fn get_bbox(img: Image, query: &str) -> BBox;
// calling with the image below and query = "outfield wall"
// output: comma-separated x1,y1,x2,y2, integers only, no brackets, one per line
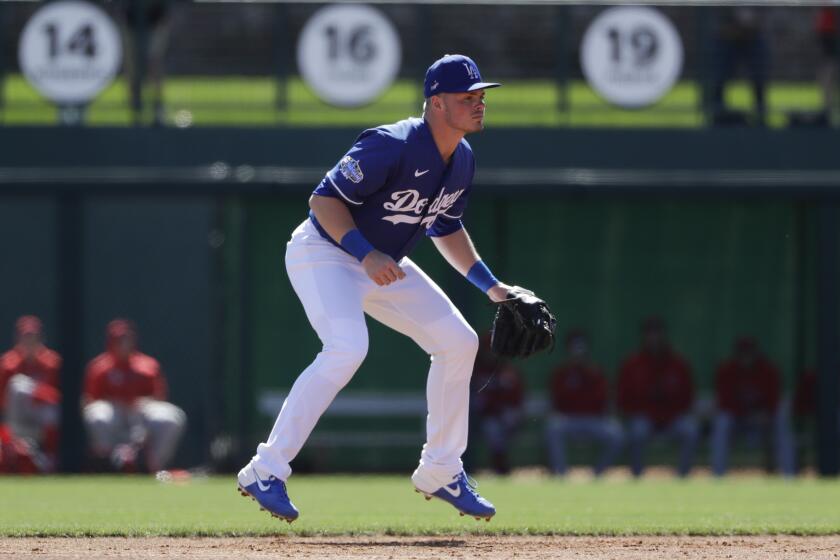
0,127,837,472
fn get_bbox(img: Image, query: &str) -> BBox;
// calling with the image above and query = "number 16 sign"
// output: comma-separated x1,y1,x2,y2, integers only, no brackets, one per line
297,4,402,108
19,0,122,106
580,7,683,109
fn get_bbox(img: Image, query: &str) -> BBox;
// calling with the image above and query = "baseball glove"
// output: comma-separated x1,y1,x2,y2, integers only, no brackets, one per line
490,286,557,359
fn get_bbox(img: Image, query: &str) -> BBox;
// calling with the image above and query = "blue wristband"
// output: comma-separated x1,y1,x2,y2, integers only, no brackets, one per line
466,260,499,293
340,229,375,262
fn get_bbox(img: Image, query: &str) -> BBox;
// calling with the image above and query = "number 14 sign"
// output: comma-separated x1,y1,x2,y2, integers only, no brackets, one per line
19,0,122,106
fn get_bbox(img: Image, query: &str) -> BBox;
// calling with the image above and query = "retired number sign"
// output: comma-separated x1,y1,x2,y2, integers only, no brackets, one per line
18,0,122,105
580,7,683,109
297,4,402,108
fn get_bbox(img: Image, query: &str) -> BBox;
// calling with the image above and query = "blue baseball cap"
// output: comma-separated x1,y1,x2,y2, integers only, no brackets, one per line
423,54,501,98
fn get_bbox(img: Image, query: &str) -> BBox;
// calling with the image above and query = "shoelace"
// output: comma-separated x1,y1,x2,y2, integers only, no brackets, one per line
457,472,481,498
267,475,289,499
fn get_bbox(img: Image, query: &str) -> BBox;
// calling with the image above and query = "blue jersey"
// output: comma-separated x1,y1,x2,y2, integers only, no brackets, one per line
310,117,475,261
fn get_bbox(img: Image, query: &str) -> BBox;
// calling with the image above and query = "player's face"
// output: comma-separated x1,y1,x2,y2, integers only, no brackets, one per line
17,332,41,359
115,334,136,359
439,90,487,133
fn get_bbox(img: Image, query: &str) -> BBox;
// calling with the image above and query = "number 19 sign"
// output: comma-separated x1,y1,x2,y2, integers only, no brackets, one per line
297,4,401,108
580,7,683,109
18,0,122,105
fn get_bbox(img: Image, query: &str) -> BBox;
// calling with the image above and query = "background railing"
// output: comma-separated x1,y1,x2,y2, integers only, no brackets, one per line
0,1,837,127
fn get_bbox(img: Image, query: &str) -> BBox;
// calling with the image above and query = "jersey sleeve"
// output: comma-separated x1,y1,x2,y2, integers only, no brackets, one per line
313,129,401,206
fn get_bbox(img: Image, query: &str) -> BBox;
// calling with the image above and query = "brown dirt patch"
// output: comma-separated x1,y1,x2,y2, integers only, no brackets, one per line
2,535,840,560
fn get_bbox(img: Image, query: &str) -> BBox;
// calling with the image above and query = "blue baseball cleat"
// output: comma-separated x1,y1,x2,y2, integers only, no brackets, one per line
415,471,496,521
237,463,299,523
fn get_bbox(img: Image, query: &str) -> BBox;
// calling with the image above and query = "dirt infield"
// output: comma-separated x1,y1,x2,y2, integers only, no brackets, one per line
3,536,840,560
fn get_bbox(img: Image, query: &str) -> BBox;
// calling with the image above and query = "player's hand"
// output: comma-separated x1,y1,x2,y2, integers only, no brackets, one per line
362,250,406,286
487,282,513,303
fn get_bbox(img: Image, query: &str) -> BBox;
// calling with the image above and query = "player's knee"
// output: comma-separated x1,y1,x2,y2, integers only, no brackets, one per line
145,402,187,433
447,322,478,359
172,406,187,430
83,401,115,426
464,326,479,356
167,407,187,440
323,332,369,371
161,413,187,442
7,374,35,399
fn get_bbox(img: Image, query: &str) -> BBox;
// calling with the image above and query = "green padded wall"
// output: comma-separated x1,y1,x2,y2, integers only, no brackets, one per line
240,196,805,411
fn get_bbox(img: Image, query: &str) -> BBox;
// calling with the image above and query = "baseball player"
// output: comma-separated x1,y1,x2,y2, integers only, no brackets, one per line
83,319,186,472
238,54,516,523
617,317,699,477
710,337,794,476
545,330,623,477
0,316,61,472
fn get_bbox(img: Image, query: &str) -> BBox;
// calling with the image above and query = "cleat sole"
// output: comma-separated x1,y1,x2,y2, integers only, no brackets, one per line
236,485,298,523
414,488,433,501
415,485,493,522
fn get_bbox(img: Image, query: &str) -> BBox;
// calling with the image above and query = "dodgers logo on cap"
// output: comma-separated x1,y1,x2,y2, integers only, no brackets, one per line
423,54,501,98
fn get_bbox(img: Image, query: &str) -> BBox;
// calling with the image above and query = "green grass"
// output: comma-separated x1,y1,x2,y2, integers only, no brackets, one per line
0,74,826,127
1,474,840,537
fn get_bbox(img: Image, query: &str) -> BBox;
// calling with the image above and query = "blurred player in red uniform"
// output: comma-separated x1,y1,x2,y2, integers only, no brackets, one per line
82,319,185,472
710,337,794,476
0,315,61,472
545,330,622,476
617,317,698,477
470,334,524,474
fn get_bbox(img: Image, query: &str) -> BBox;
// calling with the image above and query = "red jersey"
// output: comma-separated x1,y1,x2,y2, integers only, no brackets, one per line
0,346,61,413
617,349,694,426
715,357,780,416
83,352,167,405
549,362,608,415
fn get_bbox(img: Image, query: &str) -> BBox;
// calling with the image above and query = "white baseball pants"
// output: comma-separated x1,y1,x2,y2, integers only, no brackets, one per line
83,398,186,471
252,219,479,487
5,374,60,442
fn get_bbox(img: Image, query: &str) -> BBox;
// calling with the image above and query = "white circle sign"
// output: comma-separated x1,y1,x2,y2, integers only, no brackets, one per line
580,7,683,109
297,4,401,108
18,0,122,105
